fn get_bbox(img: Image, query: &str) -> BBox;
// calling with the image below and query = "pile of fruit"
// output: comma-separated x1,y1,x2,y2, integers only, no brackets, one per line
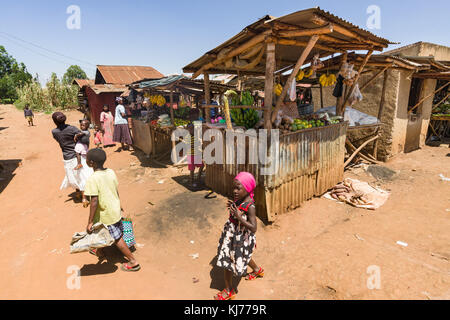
174,106,190,119
143,93,166,107
277,115,342,134
240,90,255,106
173,118,190,127
319,74,337,87
230,108,259,129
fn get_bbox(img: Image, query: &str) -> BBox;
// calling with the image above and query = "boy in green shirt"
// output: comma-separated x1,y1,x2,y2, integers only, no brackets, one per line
84,148,140,272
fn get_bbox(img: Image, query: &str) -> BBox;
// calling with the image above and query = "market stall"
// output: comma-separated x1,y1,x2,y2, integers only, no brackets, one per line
128,75,233,157
183,7,392,221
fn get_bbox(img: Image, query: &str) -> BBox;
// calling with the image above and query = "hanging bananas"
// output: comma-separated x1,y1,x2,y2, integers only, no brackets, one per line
275,83,283,96
319,74,337,87
296,70,305,82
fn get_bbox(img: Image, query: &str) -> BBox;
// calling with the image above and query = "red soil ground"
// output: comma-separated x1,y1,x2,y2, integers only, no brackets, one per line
0,104,449,299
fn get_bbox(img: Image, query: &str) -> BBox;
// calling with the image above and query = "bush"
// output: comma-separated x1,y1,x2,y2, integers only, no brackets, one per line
15,74,79,112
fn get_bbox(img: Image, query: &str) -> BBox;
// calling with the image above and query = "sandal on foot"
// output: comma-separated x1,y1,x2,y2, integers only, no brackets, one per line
121,263,141,272
245,267,264,280
214,289,236,300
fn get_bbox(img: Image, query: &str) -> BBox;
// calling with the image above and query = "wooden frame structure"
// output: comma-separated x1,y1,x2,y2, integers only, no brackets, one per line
128,76,233,157
182,8,392,221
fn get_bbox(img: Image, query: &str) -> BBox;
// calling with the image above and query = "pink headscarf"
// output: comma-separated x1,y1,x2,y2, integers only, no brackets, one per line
235,172,256,200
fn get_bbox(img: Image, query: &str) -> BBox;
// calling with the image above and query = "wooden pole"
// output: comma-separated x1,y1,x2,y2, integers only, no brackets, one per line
204,73,211,123
360,65,391,92
319,83,324,109
344,134,379,167
264,41,276,129
431,92,450,111
373,69,389,158
408,81,449,114
169,89,175,125
335,52,348,116
192,30,271,79
339,49,373,115
271,35,319,122
277,24,333,38
275,38,344,54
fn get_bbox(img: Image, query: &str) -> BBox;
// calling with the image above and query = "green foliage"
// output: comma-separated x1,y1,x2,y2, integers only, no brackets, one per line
15,73,79,112
62,65,87,84
0,46,32,102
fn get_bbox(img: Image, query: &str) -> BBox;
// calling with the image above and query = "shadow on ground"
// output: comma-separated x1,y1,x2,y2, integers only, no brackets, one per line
80,246,128,276
130,148,171,169
209,255,242,292
0,159,22,193
171,174,208,192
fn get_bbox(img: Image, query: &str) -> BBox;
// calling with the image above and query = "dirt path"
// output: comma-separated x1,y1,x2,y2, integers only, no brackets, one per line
0,104,449,299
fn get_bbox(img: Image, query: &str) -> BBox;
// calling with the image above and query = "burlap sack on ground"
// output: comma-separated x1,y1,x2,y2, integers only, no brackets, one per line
70,222,114,253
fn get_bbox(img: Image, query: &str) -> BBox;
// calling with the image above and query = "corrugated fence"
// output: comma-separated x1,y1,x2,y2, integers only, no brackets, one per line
205,122,348,221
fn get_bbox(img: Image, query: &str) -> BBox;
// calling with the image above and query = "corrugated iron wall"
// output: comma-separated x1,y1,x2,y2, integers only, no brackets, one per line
205,122,348,221
131,120,172,156
131,119,152,155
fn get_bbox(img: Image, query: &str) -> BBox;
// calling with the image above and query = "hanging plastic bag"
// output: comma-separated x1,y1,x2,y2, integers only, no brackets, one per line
288,79,296,101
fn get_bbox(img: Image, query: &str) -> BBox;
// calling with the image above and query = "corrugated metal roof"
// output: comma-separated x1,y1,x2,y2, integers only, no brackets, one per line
183,7,394,75
89,84,127,94
96,65,164,85
73,79,94,88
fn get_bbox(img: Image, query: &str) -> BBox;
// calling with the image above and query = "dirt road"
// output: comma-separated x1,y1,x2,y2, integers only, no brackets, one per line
0,104,449,299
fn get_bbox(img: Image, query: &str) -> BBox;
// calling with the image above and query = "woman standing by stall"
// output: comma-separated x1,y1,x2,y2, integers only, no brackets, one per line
113,97,133,151
100,105,115,148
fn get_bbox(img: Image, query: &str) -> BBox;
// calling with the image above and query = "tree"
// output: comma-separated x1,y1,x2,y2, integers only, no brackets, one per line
63,65,87,84
0,45,15,78
0,46,32,101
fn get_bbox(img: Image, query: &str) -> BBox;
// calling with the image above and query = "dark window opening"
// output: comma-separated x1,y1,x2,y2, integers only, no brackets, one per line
408,78,424,115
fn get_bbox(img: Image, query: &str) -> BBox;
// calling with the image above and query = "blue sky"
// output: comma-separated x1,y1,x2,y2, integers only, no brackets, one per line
1,0,449,84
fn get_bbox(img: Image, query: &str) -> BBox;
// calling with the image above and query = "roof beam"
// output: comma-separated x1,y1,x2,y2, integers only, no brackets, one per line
274,37,345,53
191,30,272,79
276,24,334,38
311,14,386,49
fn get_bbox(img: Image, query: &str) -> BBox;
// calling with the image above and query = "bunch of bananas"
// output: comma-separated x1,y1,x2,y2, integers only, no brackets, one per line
304,68,313,78
319,74,337,87
275,83,283,96
149,95,166,107
179,95,187,107
296,68,314,82
240,90,254,106
230,108,259,129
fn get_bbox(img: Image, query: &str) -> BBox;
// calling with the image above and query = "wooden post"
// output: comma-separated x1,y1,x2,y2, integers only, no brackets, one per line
271,35,319,122
319,83,324,109
169,89,175,125
431,92,450,111
373,69,389,158
339,49,373,115
204,73,211,123
408,81,449,114
360,65,391,92
336,52,348,116
264,41,276,129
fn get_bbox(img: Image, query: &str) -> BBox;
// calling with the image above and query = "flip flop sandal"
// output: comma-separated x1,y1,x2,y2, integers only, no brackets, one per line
121,263,141,272
214,289,236,300
245,267,264,280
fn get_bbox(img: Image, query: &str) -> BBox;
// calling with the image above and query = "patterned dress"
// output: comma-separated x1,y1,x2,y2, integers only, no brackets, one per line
216,201,256,277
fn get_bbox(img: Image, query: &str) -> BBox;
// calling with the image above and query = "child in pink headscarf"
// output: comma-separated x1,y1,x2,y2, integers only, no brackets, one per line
214,172,264,300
